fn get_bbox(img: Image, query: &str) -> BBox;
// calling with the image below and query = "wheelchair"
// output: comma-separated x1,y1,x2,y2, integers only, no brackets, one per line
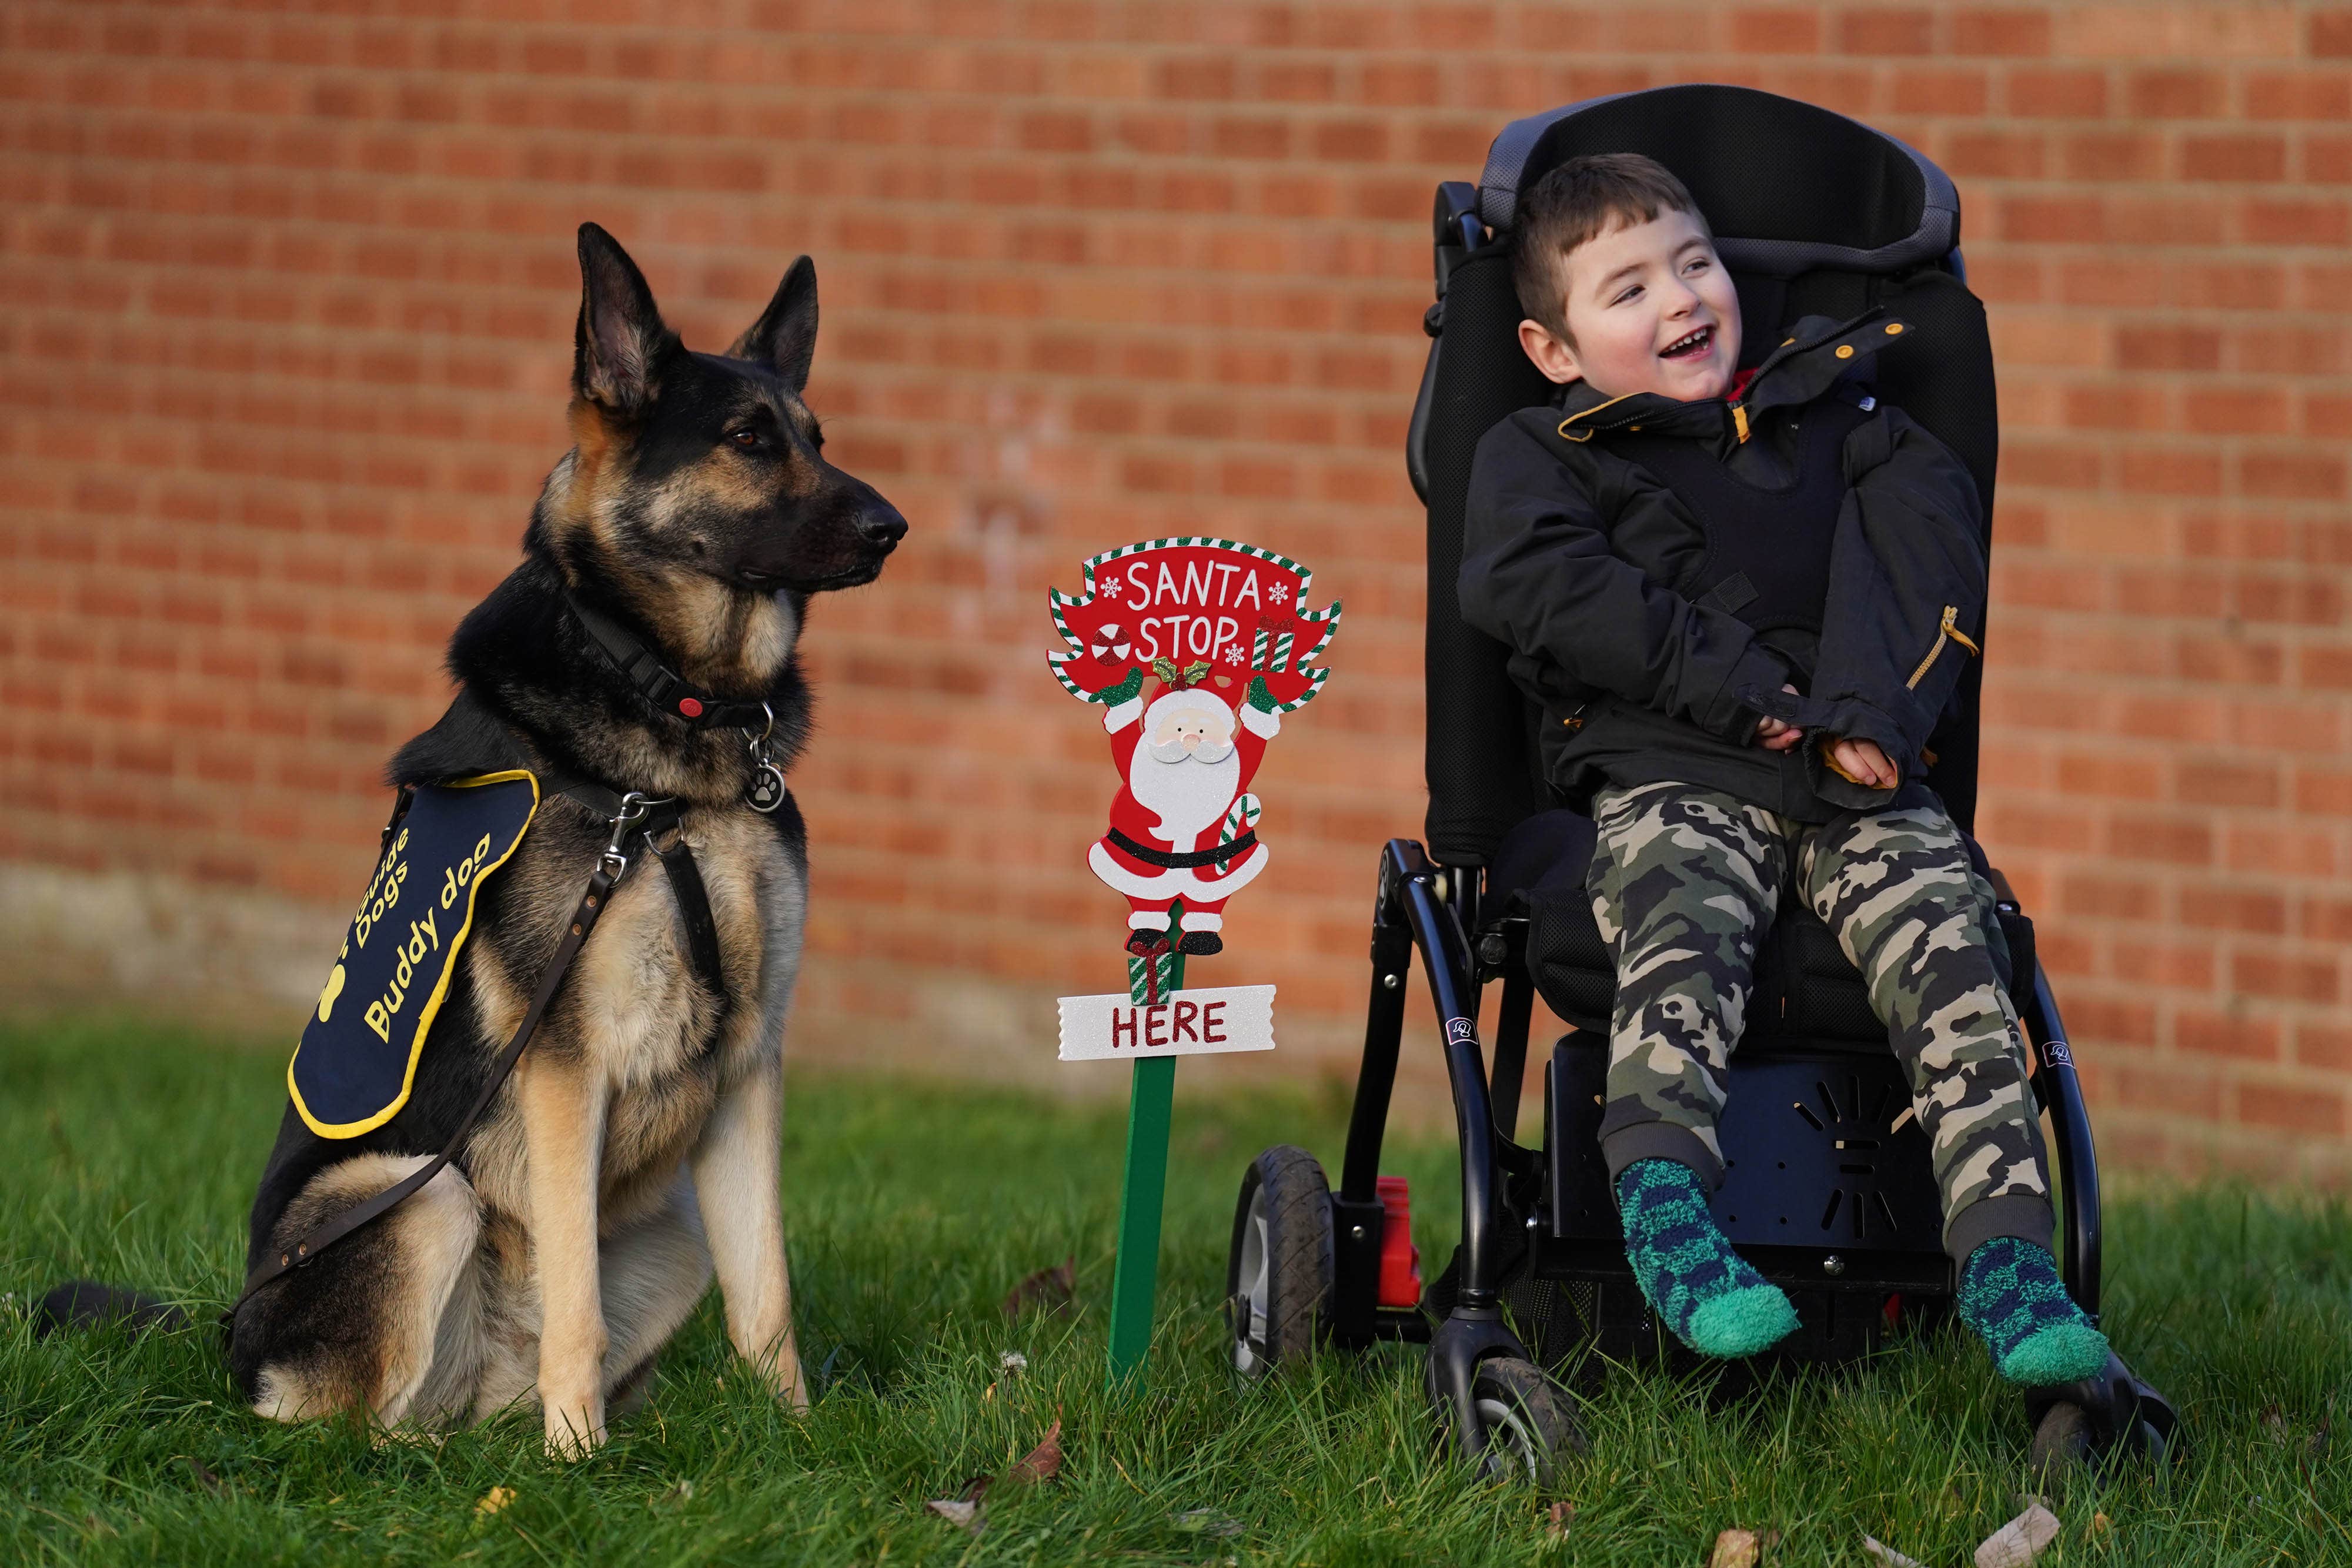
1222,83,2182,1482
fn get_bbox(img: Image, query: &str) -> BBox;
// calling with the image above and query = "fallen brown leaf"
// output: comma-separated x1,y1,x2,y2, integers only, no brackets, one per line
1974,1503,2062,1568
1545,1500,1575,1542
1003,1258,1076,1318
1710,1527,1760,1568
925,1497,984,1532
1006,1415,1063,1485
926,1472,991,1532
2090,1512,2111,1538
1862,1536,1926,1568
182,1457,225,1496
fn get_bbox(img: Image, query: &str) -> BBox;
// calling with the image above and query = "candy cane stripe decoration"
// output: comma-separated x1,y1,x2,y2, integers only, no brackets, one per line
1218,793,1262,858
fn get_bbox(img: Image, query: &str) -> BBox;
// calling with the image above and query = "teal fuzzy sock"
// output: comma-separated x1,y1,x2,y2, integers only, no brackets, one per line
1957,1237,2110,1385
1616,1159,1798,1359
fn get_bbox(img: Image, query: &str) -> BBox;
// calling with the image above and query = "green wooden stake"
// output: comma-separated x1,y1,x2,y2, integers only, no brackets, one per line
1105,916,1185,1388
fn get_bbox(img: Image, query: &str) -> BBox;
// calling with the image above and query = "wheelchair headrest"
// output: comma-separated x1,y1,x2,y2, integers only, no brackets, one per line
1476,85,1959,280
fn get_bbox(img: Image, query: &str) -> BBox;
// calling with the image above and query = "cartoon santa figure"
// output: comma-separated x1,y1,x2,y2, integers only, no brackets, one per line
1087,663,1279,957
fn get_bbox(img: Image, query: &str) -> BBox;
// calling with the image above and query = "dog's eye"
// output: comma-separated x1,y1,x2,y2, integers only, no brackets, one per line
727,429,761,450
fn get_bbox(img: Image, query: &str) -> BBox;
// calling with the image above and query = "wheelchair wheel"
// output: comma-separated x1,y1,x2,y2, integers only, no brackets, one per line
2030,1401,2093,1475
1225,1145,1334,1378
1465,1357,1581,1486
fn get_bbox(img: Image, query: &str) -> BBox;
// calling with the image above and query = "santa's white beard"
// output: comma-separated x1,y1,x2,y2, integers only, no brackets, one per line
1128,744,1241,846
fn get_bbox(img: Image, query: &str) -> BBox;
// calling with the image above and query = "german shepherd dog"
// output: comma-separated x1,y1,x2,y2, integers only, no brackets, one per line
219,225,905,1455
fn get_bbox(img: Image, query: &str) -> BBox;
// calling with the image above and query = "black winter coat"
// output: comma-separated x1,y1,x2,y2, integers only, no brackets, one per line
1458,309,1987,823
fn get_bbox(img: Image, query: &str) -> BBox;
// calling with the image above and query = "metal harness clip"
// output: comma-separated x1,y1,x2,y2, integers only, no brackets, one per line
599,791,660,879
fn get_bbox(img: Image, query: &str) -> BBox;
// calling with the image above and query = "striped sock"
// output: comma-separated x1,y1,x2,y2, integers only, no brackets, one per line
1957,1237,2110,1386
1616,1158,1798,1359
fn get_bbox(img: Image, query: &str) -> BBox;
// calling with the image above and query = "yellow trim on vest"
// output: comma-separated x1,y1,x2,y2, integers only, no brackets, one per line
288,768,541,1139
1731,403,1749,443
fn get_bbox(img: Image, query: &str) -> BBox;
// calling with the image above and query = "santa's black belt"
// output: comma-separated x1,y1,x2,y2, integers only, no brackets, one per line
1108,827,1257,869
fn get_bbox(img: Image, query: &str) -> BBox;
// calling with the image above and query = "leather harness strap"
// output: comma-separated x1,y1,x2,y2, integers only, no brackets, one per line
540,775,729,1007
220,778,729,1328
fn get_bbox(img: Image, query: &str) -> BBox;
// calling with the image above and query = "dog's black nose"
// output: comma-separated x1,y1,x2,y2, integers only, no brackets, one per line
858,504,908,549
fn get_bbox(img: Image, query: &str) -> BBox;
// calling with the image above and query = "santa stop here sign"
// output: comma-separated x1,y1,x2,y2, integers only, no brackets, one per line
1047,536,1339,1389
1056,984,1276,1061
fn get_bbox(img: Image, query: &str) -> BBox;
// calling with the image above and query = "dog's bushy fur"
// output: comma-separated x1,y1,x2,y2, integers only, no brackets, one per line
219,225,904,1455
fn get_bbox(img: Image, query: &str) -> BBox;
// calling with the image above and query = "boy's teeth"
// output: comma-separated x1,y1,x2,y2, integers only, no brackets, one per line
1663,328,1708,356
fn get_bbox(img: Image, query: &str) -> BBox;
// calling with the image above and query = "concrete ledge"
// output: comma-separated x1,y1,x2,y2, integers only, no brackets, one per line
0,863,333,1034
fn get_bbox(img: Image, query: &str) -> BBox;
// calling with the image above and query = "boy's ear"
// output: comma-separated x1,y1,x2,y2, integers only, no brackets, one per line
1518,319,1583,386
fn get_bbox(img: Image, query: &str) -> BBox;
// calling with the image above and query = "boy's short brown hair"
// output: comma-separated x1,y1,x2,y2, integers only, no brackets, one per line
1511,153,1712,346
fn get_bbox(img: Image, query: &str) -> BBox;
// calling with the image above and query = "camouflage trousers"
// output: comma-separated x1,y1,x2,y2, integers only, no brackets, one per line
1588,780,2053,1263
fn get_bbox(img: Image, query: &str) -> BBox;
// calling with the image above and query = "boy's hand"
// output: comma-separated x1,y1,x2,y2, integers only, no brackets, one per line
1820,735,1899,790
1755,684,1805,752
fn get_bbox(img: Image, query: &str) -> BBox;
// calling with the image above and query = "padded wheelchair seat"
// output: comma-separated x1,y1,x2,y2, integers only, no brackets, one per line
1488,808,1923,1057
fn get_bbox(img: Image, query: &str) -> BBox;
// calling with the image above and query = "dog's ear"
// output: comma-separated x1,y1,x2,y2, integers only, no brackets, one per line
726,255,817,393
573,223,676,416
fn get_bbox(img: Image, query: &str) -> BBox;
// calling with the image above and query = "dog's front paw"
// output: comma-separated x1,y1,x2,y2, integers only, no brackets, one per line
764,1343,811,1415
542,1399,607,1460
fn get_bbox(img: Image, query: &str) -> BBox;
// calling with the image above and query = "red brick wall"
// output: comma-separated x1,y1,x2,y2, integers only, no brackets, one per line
3,2,2347,1176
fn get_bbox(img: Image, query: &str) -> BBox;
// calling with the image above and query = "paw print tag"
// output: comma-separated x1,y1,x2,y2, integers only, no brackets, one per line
748,758,786,814
745,701,786,814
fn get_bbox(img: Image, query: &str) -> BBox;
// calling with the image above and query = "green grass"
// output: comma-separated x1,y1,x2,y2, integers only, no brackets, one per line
1,1016,2347,1566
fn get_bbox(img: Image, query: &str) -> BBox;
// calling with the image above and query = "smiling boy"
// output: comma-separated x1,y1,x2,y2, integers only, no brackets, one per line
1458,154,2107,1385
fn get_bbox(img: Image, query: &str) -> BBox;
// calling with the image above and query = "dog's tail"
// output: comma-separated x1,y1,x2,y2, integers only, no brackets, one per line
32,1280,189,1339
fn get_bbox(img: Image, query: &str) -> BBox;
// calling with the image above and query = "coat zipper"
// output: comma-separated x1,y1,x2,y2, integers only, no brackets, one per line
1906,605,1980,689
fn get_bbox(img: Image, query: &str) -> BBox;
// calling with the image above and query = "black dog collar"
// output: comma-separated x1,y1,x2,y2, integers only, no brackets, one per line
568,596,773,731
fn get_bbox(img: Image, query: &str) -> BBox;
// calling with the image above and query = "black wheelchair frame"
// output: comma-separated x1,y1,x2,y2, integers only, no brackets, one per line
1319,836,2179,1470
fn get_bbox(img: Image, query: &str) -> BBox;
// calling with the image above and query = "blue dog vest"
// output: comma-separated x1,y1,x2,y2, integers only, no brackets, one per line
289,771,539,1138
